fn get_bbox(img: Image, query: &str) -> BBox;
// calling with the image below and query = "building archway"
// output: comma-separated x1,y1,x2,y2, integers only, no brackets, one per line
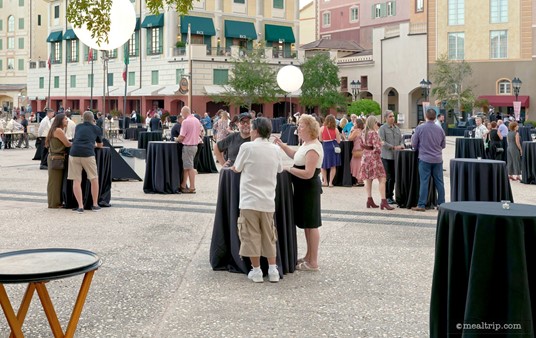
206,101,228,117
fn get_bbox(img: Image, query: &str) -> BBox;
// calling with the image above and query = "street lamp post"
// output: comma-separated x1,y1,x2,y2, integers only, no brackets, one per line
420,79,432,101
512,77,522,101
350,80,361,101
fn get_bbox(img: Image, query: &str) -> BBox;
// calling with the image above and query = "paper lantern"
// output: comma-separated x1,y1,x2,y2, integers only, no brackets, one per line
277,65,304,93
72,0,136,50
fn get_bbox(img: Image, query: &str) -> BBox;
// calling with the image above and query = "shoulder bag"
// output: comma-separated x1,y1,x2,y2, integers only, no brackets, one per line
327,128,341,154
49,154,65,170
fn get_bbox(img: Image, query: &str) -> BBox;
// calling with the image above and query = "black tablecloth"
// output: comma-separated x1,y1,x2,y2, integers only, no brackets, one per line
143,141,183,194
194,136,217,174
430,202,536,336
125,127,146,140
450,158,513,202
209,170,297,277
394,150,437,208
118,119,130,130
447,128,467,137
455,138,487,159
521,141,536,185
286,126,298,145
519,126,533,143
63,147,112,209
32,137,43,160
271,118,284,133
137,131,162,149
333,141,355,187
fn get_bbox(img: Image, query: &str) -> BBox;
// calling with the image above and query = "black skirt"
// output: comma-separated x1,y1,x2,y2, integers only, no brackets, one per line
291,166,322,229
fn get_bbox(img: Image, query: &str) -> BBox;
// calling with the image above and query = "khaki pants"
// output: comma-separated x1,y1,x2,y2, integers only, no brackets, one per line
237,209,277,258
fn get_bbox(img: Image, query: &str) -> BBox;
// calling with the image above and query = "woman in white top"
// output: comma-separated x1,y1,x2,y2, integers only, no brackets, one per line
275,115,324,271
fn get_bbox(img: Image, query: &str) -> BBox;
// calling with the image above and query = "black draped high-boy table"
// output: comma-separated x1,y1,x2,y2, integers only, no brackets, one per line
194,136,217,174
450,158,513,202
394,149,437,208
332,141,355,187
0,248,102,338
521,141,536,184
143,141,183,194
430,202,536,336
209,170,297,277
455,138,487,159
125,127,146,140
137,131,162,150
63,147,112,209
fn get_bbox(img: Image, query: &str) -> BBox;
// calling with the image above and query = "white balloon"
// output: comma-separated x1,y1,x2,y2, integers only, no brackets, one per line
72,0,136,50
277,65,304,93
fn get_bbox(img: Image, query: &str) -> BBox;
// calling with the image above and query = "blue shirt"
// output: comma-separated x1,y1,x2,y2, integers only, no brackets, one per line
412,121,445,164
498,123,508,138
70,122,103,157
202,116,212,129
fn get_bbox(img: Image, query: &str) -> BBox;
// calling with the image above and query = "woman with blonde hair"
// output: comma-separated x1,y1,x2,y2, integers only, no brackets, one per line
45,113,72,208
358,115,393,210
319,115,341,187
275,115,324,271
213,110,230,142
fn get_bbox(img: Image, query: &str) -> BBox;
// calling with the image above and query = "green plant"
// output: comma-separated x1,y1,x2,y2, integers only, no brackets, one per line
176,41,186,48
109,109,122,117
524,120,536,127
348,99,381,116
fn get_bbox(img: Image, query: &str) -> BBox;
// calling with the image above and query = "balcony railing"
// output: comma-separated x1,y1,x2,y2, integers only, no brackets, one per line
409,22,427,34
172,47,186,56
384,25,400,38
272,48,295,59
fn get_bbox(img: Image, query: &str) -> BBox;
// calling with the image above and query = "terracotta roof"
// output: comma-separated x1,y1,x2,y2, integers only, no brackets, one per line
300,39,365,51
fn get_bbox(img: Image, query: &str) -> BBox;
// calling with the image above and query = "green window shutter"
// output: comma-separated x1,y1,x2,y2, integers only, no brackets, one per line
70,75,76,88
0,39,3,50
0,0,3,8
128,71,135,86
392,1,396,15
146,30,151,54
176,68,184,84
107,73,114,86
234,0,245,3
371,5,376,19
88,74,93,87
18,38,24,49
151,70,159,85
213,69,228,85
54,76,60,88
18,18,24,30
39,77,44,89
0,60,2,70
0,19,3,30
18,0,23,6
380,3,387,17
274,0,284,9
18,59,24,70
204,35,211,50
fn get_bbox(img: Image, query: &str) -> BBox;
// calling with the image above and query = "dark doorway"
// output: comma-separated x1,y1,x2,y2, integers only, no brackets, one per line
206,101,228,117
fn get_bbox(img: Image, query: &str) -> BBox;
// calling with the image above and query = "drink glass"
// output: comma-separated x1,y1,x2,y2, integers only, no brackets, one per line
501,200,511,210
468,131,473,138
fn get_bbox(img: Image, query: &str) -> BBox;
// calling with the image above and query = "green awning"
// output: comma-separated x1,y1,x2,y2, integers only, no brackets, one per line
63,29,77,40
181,16,215,36
46,31,63,42
135,18,141,31
141,14,164,28
224,20,257,40
265,24,295,43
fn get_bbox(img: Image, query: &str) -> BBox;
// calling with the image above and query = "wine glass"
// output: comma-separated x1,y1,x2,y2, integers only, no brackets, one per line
531,133,536,142
468,131,473,138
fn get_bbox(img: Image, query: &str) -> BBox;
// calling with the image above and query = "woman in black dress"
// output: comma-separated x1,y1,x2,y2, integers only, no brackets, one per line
488,121,503,160
275,115,324,271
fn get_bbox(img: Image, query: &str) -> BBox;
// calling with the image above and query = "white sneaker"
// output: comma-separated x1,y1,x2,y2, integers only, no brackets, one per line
268,268,280,283
248,269,263,283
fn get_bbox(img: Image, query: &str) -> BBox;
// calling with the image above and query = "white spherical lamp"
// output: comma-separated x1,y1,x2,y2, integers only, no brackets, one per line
277,65,304,93
72,0,136,50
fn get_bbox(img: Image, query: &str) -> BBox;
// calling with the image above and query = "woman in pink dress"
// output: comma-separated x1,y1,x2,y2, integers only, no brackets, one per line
358,116,393,210
348,118,365,186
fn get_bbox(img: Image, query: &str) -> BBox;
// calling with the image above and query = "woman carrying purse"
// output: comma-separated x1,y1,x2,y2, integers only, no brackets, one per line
45,113,72,208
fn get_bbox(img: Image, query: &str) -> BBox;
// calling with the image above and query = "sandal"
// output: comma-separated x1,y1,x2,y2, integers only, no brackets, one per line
296,261,319,271
297,257,306,265
180,187,196,194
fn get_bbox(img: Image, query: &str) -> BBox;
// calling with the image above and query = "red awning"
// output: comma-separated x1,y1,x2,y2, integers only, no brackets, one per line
478,95,530,108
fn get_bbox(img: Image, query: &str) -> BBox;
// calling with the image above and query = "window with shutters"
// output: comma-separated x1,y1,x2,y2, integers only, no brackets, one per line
273,0,283,9
387,1,396,16
18,59,24,70
70,75,76,88
8,16,14,32
54,5,60,19
39,77,44,89
18,37,24,49
54,76,60,88
213,69,229,85
176,68,184,84
129,31,139,57
107,73,114,86
147,27,162,55
151,70,159,85
19,18,24,30
88,74,94,87
128,72,135,86
350,7,359,22
323,12,331,27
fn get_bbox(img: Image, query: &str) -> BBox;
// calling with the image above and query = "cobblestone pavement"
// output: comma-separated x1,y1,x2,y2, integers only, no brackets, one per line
0,136,534,337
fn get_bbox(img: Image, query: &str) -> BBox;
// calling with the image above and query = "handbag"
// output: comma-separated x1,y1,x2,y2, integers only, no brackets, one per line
49,154,65,170
352,149,363,158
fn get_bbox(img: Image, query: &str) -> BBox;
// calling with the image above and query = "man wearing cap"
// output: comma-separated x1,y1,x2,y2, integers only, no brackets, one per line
177,106,202,193
214,112,251,167
38,109,55,169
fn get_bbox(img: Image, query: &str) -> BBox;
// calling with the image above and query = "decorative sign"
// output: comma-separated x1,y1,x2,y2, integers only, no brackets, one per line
179,77,189,95
513,101,521,121
195,30,204,35
239,35,247,39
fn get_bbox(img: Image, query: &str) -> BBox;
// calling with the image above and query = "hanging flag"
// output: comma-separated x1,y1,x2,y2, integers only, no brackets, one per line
122,43,129,82
47,55,51,70
88,48,93,64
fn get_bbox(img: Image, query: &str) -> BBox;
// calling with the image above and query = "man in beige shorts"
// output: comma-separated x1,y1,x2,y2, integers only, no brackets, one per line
231,117,283,283
67,111,103,213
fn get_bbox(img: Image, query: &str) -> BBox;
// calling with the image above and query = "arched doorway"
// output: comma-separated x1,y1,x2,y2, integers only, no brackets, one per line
206,101,228,117
384,88,399,113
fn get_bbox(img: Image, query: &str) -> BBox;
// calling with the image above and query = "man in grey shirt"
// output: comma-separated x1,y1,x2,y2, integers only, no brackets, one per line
379,110,404,205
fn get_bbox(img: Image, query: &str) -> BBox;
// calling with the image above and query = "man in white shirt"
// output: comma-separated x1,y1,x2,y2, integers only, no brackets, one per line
38,109,55,169
231,117,283,283
65,110,77,140
473,117,488,140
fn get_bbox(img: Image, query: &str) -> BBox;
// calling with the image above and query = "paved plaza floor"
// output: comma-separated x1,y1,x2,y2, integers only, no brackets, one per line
0,136,534,337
